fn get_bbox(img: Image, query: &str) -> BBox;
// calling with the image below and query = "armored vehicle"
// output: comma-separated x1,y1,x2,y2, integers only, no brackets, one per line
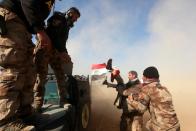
35,74,91,131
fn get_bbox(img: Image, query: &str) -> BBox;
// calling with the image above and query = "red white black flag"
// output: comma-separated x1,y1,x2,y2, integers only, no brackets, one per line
91,63,108,81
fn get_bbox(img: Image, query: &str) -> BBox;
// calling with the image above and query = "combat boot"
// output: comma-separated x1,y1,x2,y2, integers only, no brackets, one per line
0,119,35,131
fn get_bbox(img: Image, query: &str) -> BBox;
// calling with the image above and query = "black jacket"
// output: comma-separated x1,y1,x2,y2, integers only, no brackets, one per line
0,0,55,33
46,12,70,53
125,79,140,88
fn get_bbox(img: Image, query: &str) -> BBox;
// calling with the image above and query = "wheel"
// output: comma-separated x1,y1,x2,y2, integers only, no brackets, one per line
78,102,91,130
81,103,90,129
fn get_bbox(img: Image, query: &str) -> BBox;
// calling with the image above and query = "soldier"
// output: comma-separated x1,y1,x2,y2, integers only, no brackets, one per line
127,66,180,131
33,7,80,112
103,70,143,131
0,0,54,130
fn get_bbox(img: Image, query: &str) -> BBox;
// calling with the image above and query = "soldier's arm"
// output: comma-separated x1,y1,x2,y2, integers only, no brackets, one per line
122,85,138,96
127,92,150,113
21,0,53,51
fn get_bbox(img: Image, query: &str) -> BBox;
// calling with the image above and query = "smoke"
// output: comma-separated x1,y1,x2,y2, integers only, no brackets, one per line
87,0,196,130
146,1,196,130
56,0,196,130
66,0,153,76
88,81,121,131
123,0,196,130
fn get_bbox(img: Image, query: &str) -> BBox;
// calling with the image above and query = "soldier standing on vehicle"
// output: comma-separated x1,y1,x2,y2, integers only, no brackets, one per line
0,0,54,130
103,70,143,131
127,66,180,131
33,7,80,112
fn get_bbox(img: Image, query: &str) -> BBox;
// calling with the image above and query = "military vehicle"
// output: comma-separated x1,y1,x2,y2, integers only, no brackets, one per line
35,73,91,131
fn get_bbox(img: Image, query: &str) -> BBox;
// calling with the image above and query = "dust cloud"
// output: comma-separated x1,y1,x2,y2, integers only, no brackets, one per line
87,80,121,131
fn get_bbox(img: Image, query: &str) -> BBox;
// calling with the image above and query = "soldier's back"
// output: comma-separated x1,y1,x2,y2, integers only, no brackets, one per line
142,82,180,130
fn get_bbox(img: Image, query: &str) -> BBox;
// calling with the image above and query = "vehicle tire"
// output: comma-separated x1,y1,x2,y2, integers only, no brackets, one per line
78,102,91,131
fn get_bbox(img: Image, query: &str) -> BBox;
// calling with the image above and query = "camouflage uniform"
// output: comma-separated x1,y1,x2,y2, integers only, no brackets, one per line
127,81,180,131
0,7,35,122
33,46,72,109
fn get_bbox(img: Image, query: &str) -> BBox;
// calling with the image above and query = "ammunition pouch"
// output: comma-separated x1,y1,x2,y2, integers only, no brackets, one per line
0,15,7,36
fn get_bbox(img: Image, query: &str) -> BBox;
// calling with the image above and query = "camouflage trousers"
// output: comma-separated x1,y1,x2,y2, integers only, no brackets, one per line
120,111,143,131
33,45,72,108
146,119,180,131
0,8,35,123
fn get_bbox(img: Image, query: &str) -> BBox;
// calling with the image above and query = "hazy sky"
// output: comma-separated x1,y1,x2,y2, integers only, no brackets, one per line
53,0,196,130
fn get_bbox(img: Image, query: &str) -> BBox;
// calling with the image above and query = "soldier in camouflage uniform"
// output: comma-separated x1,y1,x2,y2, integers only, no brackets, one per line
33,7,80,112
104,70,143,131
0,0,54,130
127,66,180,131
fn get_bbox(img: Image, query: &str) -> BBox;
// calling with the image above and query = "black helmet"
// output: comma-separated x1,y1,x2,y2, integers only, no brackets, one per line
66,7,81,17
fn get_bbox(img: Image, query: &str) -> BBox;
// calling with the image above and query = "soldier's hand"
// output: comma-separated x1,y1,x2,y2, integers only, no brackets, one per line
59,52,71,63
36,30,52,52
128,94,134,102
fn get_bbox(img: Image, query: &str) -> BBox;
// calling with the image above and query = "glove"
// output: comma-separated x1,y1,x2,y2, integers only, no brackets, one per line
111,68,120,82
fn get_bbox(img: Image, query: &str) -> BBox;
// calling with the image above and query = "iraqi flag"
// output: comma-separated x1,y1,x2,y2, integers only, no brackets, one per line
91,63,108,81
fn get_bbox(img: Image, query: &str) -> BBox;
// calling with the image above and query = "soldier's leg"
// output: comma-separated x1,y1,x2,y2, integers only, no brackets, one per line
120,112,129,131
0,7,35,130
62,61,73,75
49,50,69,106
33,45,49,111
17,44,36,117
131,114,143,131
114,93,120,107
